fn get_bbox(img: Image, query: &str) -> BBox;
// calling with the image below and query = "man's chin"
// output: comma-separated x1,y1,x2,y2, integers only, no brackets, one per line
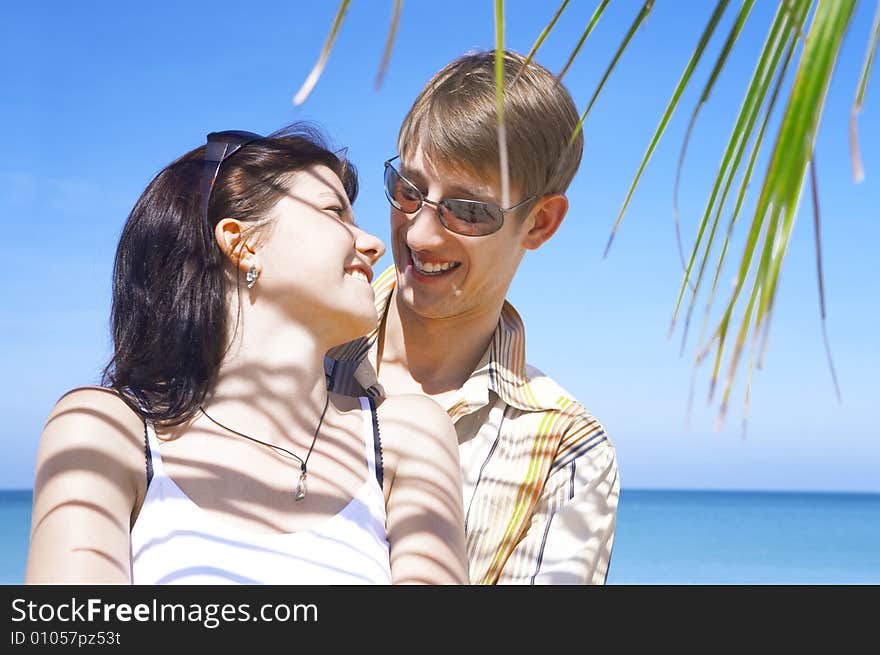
396,286,459,321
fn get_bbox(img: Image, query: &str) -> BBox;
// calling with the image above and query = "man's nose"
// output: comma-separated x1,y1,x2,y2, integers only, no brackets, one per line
404,200,447,249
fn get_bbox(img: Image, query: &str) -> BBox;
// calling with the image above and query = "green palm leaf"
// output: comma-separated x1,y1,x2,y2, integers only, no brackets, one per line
570,0,656,151
494,0,510,207
558,0,610,82
375,0,404,89
293,1,351,106
601,0,726,256
514,0,572,85
851,1,880,181
677,1,807,364
809,157,842,404
692,19,798,379
714,0,857,422
294,0,876,426
674,0,757,278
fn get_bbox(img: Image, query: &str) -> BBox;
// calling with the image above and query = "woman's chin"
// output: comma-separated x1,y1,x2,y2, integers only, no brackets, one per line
351,309,380,339
329,307,379,346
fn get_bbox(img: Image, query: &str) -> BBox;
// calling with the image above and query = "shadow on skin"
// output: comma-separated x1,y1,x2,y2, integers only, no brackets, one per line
32,377,472,582
33,387,363,533
70,547,130,579
29,164,472,579
377,409,468,581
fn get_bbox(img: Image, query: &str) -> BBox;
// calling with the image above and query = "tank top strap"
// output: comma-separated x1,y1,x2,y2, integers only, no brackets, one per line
359,396,383,490
114,387,154,488
143,422,166,479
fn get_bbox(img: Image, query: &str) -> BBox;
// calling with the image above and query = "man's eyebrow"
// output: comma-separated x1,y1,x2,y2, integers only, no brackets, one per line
399,165,424,183
445,183,493,200
400,166,495,201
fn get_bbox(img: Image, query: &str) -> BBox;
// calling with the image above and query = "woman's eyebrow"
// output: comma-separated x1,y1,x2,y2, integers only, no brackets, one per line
317,190,350,208
316,190,357,225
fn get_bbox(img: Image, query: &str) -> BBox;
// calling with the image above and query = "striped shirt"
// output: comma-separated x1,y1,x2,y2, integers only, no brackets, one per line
326,266,619,584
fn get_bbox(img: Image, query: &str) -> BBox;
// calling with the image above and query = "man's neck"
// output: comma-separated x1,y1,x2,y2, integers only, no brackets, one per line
376,288,502,405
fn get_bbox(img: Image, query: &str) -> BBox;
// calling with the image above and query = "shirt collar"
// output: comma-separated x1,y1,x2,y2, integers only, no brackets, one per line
339,265,559,417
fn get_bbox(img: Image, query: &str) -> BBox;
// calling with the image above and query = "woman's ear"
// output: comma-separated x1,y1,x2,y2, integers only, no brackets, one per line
214,218,260,276
520,194,568,251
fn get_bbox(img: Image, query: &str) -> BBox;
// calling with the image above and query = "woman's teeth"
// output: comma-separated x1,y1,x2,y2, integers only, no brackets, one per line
349,270,369,283
412,252,460,275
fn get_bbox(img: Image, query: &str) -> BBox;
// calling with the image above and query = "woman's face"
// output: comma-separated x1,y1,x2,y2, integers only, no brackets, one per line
251,164,385,346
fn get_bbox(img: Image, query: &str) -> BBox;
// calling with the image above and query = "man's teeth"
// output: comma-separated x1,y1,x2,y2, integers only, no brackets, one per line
412,252,459,275
349,270,369,283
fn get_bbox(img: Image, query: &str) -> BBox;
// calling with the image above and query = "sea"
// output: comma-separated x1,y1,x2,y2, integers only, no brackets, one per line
2,488,879,584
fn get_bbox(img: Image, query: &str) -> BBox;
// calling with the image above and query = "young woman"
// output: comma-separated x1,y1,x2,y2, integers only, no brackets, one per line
25,125,468,584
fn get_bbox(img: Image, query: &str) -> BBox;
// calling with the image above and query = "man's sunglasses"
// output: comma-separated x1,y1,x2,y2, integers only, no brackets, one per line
383,156,536,237
201,130,264,222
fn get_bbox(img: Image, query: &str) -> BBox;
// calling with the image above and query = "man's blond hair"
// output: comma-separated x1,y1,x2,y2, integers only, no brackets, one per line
398,50,583,201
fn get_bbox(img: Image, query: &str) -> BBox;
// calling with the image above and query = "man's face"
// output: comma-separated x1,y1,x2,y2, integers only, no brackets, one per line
390,147,530,321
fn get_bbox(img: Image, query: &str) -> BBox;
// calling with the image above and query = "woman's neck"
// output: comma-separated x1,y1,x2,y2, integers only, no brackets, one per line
200,305,332,447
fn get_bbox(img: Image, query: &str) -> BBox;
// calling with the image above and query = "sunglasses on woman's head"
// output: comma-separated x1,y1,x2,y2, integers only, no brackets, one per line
383,156,536,237
202,130,264,222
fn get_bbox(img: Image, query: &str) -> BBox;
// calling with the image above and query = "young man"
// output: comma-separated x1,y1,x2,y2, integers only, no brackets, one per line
327,50,619,584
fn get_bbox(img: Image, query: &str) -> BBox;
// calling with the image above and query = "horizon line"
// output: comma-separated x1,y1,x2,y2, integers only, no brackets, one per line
2,486,880,496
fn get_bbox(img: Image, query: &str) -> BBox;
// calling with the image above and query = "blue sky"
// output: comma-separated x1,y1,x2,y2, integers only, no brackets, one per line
1,1,877,492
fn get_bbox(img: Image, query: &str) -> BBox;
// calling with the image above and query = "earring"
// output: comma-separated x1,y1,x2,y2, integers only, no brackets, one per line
246,265,259,289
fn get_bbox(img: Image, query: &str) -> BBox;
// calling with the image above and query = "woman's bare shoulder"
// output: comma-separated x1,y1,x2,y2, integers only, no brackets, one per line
374,394,467,584
375,393,457,459
27,386,147,583
38,386,146,472
375,393,450,421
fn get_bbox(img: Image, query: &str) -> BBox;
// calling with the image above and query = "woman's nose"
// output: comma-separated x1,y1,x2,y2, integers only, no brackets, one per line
355,227,386,265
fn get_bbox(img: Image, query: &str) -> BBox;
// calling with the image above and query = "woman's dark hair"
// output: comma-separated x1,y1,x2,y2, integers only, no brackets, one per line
102,123,358,427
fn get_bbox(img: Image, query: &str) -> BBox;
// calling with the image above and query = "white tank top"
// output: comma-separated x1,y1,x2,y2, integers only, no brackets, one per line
130,397,392,584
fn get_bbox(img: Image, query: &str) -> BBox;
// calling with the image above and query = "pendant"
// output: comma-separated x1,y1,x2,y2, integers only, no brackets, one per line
294,471,307,502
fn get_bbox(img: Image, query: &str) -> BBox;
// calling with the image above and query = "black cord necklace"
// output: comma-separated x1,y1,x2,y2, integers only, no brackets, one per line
198,393,331,502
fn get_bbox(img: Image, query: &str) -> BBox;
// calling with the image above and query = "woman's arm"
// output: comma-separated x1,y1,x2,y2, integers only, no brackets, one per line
378,394,468,584
26,387,146,584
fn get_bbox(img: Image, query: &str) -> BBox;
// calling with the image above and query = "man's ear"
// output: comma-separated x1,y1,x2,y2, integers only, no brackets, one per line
521,194,568,251
214,218,259,275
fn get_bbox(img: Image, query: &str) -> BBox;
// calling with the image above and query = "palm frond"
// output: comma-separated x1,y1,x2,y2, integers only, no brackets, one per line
674,0,757,279
675,1,807,359
376,0,404,89
291,0,871,427
692,18,799,374
514,0,572,85
570,1,656,151
495,0,511,207
850,0,880,182
713,0,857,423
698,1,809,404
601,0,727,257
809,157,842,402
293,1,351,106
557,0,610,82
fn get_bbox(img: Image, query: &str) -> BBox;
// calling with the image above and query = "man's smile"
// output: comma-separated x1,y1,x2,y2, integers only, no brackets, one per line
407,246,462,278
